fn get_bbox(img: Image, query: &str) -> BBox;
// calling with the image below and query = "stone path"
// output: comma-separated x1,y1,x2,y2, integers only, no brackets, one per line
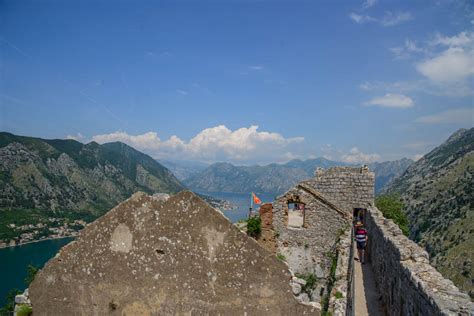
354,244,385,316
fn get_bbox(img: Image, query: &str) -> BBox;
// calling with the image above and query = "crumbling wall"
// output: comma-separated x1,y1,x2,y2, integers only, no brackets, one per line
256,203,277,253
366,206,473,315
273,186,348,304
311,166,375,212
29,191,318,315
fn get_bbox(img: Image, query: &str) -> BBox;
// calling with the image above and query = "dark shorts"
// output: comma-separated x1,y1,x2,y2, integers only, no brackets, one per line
357,241,366,249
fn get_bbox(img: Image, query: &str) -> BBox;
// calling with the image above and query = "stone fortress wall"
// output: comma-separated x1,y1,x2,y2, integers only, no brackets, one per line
366,205,473,315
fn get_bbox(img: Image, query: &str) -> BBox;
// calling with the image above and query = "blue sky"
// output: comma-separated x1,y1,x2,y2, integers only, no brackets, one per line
1,0,473,164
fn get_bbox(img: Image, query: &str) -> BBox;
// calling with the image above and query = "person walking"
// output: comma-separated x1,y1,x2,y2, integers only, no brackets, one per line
355,222,368,264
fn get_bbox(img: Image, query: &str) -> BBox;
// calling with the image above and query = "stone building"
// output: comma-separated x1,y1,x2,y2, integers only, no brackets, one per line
268,166,374,303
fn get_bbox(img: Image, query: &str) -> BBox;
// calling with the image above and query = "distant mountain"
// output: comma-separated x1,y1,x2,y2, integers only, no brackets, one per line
184,162,310,195
0,132,184,216
158,159,209,181
386,128,474,297
368,158,413,193
284,157,348,175
184,157,411,195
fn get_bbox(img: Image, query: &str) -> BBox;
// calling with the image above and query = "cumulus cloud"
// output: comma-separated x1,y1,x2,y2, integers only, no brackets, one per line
341,147,381,164
65,133,84,141
91,125,304,163
416,47,474,83
364,93,414,108
414,108,474,125
349,11,412,26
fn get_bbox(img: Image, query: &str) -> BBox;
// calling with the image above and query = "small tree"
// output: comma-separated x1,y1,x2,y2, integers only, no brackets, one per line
375,194,409,236
246,217,261,238
24,264,39,286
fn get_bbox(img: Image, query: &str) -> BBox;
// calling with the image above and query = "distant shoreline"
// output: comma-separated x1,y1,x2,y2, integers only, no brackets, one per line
0,235,75,250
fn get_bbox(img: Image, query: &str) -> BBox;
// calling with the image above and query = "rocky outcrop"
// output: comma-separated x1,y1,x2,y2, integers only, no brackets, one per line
366,205,473,315
29,191,317,315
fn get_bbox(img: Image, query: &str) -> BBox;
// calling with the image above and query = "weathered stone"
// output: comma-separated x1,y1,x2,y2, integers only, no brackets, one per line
297,293,310,303
14,294,29,304
292,282,302,295
30,191,317,315
314,264,325,279
292,277,307,286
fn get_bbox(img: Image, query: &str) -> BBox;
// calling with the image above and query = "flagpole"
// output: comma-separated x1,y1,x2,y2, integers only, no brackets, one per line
250,192,253,218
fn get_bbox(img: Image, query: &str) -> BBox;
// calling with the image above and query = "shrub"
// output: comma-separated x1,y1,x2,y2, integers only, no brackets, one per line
16,305,33,316
335,291,343,299
276,253,286,261
375,194,409,236
246,217,261,238
24,265,39,286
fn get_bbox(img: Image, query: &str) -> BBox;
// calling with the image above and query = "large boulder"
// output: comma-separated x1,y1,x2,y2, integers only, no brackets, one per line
30,191,317,315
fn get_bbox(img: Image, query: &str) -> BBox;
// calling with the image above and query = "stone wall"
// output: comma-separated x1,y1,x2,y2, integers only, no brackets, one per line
256,203,277,253
366,206,474,315
312,166,375,212
273,184,349,304
328,226,354,315
29,192,318,315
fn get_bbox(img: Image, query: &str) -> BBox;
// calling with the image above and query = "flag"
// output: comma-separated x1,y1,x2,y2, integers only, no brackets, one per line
252,192,262,205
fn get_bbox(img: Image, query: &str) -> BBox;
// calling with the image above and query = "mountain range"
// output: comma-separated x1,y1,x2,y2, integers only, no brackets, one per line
385,128,473,297
0,132,184,217
164,157,413,195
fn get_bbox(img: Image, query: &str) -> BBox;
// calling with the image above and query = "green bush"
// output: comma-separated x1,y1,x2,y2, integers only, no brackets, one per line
16,304,33,316
0,289,21,315
246,217,261,238
24,265,39,286
375,194,409,236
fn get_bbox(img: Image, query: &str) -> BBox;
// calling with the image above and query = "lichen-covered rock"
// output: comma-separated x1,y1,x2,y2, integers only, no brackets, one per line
29,191,317,315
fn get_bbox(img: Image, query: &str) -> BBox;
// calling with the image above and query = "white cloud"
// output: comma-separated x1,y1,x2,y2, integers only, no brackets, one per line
349,11,412,26
349,13,376,24
248,65,264,71
364,93,414,108
414,108,474,125
430,31,474,47
416,47,474,83
91,125,304,163
341,147,381,164
65,133,84,141
380,11,413,26
362,0,377,9
176,89,188,95
390,39,425,59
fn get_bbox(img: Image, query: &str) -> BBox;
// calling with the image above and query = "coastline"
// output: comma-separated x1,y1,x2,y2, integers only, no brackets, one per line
0,235,76,250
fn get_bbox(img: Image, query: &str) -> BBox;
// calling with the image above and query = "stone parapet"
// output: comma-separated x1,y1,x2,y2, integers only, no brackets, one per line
366,206,473,316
